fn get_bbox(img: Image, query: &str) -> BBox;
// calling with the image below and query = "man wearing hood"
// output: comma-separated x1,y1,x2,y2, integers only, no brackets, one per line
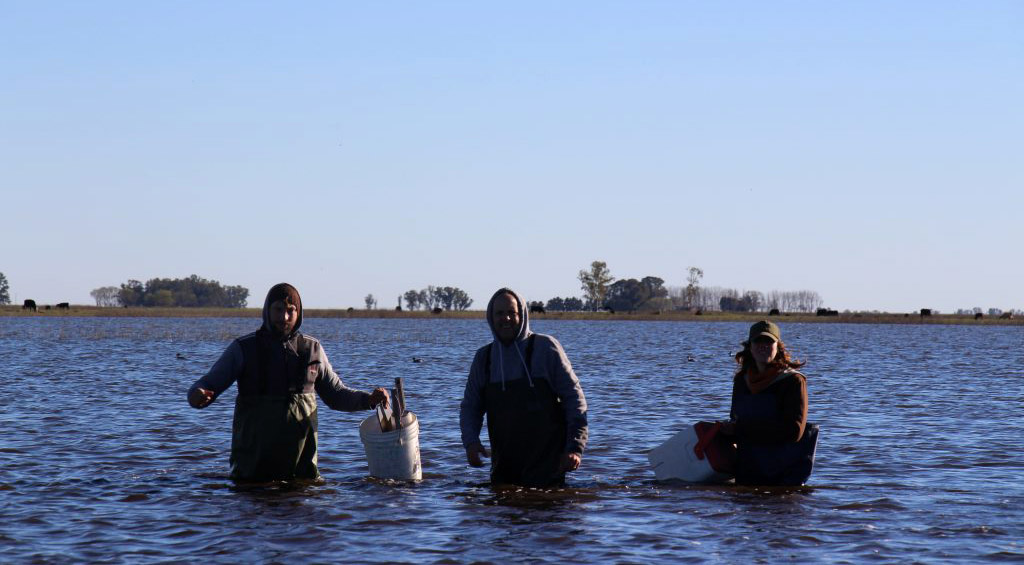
459,288,588,487
187,283,389,482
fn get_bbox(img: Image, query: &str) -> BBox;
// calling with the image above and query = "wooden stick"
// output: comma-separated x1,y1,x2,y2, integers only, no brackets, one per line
393,377,407,429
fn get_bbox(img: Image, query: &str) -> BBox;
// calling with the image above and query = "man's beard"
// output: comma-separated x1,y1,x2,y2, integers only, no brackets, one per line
272,322,295,337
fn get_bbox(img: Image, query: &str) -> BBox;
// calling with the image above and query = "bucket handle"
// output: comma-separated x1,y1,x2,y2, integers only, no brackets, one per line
694,422,722,461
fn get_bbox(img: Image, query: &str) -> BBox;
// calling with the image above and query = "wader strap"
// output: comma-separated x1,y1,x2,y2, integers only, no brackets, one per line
253,331,271,395
295,335,312,363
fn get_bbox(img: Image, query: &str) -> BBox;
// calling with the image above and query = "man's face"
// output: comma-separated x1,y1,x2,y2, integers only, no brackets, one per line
491,293,520,343
269,299,299,335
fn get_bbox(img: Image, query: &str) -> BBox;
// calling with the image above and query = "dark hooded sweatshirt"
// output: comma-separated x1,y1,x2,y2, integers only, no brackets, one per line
188,283,373,481
459,289,588,487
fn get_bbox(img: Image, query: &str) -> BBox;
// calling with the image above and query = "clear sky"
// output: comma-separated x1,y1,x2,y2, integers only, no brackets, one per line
2,2,1021,313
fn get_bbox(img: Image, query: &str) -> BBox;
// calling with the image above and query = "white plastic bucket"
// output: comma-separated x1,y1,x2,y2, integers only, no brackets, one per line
359,411,422,481
647,423,731,483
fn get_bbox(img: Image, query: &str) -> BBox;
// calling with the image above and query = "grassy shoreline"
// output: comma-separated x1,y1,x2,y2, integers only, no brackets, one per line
1,305,1020,326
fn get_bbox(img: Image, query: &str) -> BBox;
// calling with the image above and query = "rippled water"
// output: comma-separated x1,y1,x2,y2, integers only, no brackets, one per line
1,317,1022,563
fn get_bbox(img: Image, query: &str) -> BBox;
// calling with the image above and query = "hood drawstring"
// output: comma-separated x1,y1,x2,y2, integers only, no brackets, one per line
495,341,534,391
514,342,534,388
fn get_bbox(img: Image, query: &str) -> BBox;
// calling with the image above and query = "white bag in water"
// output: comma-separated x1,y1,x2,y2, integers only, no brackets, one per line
648,421,734,483
359,411,422,481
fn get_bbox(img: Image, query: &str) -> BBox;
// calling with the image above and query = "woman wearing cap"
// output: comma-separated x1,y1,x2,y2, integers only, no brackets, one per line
719,320,818,486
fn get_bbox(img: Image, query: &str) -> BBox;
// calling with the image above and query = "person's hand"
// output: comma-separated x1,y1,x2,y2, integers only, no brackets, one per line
369,388,390,410
466,443,490,467
560,452,582,472
188,387,215,409
718,420,736,435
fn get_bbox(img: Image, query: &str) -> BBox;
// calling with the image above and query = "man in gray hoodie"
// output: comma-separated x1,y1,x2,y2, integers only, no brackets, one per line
459,288,588,487
188,283,389,481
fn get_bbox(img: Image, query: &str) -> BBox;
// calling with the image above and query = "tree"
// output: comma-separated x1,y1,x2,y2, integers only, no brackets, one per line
403,289,422,311
742,290,763,312
423,286,439,310
119,279,145,307
604,276,667,312
0,272,9,305
403,285,472,311
578,261,615,311
640,276,668,301
452,288,473,310
364,294,377,309
563,297,584,311
684,267,703,310
113,276,248,308
546,297,566,311
145,289,175,307
606,279,644,312
90,286,121,307
438,286,457,310
224,285,249,308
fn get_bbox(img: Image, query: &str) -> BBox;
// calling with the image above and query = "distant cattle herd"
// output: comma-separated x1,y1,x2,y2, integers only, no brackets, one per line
21,299,70,312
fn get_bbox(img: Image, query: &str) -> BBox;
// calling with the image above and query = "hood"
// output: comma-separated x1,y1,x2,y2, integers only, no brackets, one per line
486,287,530,344
261,282,303,338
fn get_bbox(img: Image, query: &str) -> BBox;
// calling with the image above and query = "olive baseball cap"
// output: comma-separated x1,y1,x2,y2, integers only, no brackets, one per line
748,320,780,342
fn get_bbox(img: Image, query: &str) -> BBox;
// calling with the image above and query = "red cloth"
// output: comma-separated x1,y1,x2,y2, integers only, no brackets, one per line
745,366,783,394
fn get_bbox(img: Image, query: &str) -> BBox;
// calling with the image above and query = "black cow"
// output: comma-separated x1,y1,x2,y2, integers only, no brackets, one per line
432,307,443,314
919,309,932,317
22,299,37,312
769,308,780,316
974,312,984,320
56,302,70,310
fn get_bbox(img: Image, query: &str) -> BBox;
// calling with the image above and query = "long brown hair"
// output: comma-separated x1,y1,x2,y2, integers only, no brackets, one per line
734,339,805,378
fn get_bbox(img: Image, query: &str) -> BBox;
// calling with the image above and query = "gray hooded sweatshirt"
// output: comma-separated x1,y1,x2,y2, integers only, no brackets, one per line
188,283,373,411
459,288,589,455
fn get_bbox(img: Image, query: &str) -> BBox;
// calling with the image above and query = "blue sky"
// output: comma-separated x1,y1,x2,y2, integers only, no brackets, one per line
2,2,1021,312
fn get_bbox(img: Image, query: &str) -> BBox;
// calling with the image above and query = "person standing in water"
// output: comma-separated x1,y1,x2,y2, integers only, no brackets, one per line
720,320,817,486
187,283,389,482
459,288,588,487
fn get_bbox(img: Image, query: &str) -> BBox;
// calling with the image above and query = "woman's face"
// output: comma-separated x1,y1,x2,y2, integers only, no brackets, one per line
750,337,778,367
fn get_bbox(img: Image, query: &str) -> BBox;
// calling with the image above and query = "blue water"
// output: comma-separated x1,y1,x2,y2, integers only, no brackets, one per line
1,317,1022,563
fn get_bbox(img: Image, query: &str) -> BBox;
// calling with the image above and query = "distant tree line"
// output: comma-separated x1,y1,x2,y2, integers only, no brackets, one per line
670,287,824,313
544,296,585,311
537,260,825,314
93,275,249,308
400,285,473,311
956,307,1023,317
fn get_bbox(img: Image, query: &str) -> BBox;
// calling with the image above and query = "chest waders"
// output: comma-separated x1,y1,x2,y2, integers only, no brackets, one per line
482,335,567,487
733,372,818,486
231,332,319,481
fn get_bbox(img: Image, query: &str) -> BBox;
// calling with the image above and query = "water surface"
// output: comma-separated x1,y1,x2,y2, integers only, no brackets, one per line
1,317,1022,562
